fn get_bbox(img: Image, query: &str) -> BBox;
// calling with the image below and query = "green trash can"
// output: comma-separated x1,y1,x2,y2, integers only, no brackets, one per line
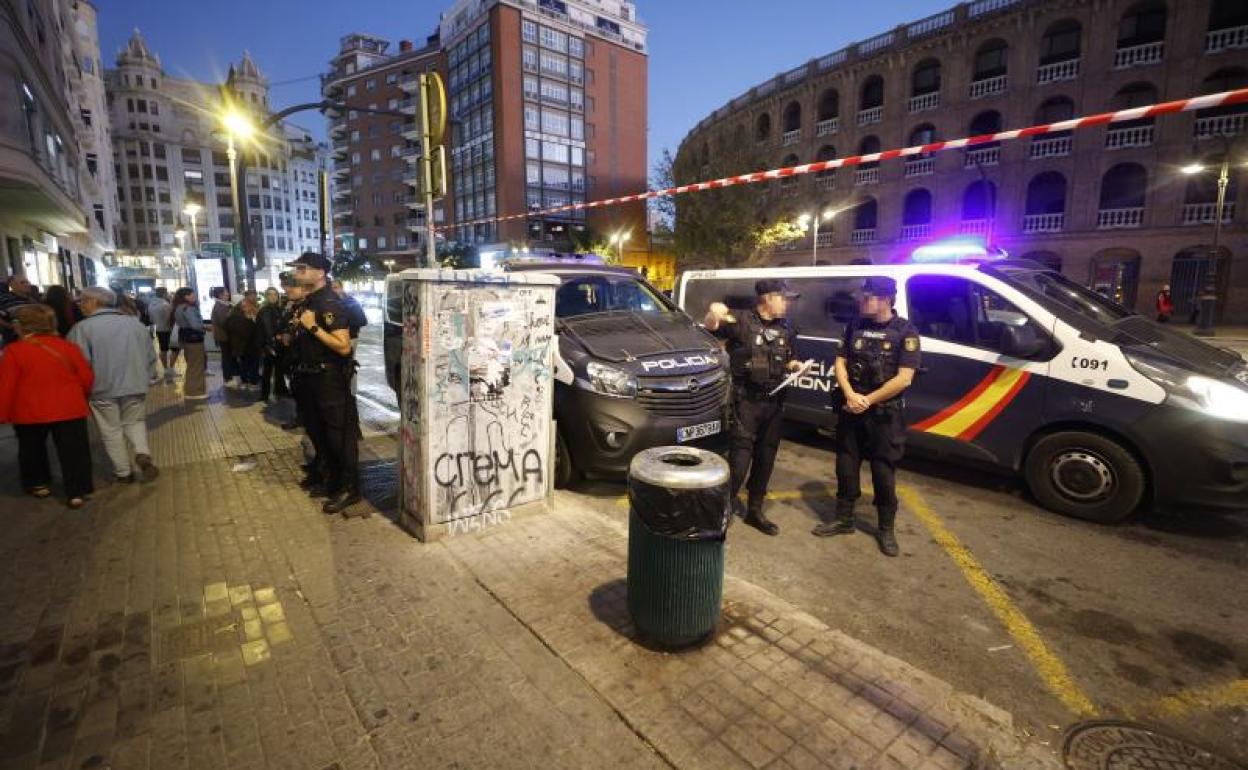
627,447,730,648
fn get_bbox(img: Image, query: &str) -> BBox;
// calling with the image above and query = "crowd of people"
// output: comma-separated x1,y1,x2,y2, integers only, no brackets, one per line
0,266,369,509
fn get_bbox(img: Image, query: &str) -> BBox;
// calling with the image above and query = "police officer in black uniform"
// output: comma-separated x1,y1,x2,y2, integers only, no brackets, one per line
287,251,361,515
705,279,804,535
813,277,921,556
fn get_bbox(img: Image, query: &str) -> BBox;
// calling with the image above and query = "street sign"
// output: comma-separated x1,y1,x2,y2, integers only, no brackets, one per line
422,72,447,148
199,242,235,259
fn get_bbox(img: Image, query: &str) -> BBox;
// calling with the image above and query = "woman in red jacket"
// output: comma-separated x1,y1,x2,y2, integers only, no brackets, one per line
0,304,95,508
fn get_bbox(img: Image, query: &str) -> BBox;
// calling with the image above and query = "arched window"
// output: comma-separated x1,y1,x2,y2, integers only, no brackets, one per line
1099,163,1148,210
962,180,997,220
780,153,800,167
903,189,933,225
782,101,802,135
1196,68,1248,133
1035,96,1075,124
1183,153,1239,206
909,123,937,146
1209,0,1248,33
1025,172,1067,215
860,75,884,111
1110,83,1159,144
1115,81,1159,109
1040,19,1082,64
854,197,878,231
973,39,1009,81
817,89,839,121
779,153,800,189
969,110,1003,136
967,111,1003,160
858,135,881,168
756,112,771,142
1118,1,1166,47
815,144,837,184
912,58,941,96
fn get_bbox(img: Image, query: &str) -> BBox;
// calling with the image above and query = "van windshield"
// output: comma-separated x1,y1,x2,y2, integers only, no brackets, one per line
993,266,1132,327
556,274,672,318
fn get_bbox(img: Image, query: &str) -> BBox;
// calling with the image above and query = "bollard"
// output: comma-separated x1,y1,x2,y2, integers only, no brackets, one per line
627,446,730,648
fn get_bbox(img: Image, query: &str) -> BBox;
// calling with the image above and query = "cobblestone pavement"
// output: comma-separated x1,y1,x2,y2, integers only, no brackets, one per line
0,364,1060,770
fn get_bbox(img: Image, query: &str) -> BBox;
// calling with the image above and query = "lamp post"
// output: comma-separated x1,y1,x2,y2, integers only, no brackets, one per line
383,259,396,274
610,231,630,262
1180,137,1240,336
221,110,253,294
182,202,201,252
800,209,836,266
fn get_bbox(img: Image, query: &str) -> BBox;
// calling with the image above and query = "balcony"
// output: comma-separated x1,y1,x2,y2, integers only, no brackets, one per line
815,231,835,248
332,158,352,173
1105,124,1154,149
1206,25,1248,54
904,157,934,177
969,75,1007,99
1037,59,1079,86
1113,41,1164,69
849,228,877,245
816,118,839,136
1195,113,1248,139
1182,201,1236,225
959,218,993,236
854,167,879,185
815,174,835,191
900,223,932,241
1029,135,1072,159
858,106,883,126
399,73,421,93
398,98,415,113
328,117,348,138
909,92,940,113
1097,207,1144,229
781,130,800,147
1023,213,1065,233
401,146,422,161
964,146,1000,167
402,121,421,140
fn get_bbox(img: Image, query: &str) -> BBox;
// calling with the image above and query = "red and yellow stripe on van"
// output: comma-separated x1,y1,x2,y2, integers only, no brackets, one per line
912,365,1032,442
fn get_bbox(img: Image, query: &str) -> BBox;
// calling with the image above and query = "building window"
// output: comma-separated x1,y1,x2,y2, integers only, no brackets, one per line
569,36,584,58
522,20,538,44
366,78,376,91
1040,20,1082,65
370,149,381,161
974,40,1009,80
386,72,397,85
347,85,357,97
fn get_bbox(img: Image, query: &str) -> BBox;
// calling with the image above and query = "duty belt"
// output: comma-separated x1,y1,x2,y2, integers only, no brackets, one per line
292,362,348,375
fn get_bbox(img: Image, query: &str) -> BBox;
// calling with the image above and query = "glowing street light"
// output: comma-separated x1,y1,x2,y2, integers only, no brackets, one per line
222,110,255,141
1180,162,1206,175
609,231,630,261
801,208,837,266
181,202,201,253
383,259,396,273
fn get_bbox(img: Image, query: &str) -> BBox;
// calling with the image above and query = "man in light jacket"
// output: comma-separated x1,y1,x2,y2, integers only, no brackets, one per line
69,287,160,483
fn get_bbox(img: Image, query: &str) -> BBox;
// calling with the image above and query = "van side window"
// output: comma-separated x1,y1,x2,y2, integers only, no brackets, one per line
907,275,1051,359
789,277,873,341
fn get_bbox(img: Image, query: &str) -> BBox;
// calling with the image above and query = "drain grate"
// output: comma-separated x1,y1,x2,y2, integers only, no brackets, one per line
1063,721,1244,770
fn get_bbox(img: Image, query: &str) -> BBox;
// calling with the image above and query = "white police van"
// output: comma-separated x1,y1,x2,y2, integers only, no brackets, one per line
385,257,730,487
676,248,1248,523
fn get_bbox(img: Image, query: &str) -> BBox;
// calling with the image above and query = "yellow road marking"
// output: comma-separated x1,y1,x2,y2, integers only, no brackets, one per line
898,485,1098,717
1149,679,1248,718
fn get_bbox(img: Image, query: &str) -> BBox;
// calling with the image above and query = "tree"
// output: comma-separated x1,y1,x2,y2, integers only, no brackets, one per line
332,253,383,282
437,241,478,269
569,227,618,263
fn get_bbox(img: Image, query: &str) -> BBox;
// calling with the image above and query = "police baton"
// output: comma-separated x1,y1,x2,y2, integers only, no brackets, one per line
768,359,817,396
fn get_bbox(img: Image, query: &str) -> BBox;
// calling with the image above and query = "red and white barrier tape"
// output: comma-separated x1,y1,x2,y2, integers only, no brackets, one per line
442,87,1248,232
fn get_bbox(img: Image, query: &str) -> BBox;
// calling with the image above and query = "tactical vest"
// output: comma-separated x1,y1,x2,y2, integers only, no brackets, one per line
731,313,791,393
846,322,903,410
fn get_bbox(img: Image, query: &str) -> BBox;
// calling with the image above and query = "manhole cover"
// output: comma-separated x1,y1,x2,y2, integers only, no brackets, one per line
1063,721,1244,770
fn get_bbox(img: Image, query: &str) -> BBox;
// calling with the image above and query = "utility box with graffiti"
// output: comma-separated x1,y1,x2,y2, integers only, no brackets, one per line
395,269,559,541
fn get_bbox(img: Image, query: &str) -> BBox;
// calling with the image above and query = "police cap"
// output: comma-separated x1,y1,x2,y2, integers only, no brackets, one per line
861,276,897,298
755,279,797,298
289,251,332,272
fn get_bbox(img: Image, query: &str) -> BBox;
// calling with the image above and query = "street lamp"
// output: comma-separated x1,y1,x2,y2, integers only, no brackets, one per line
383,259,396,273
1180,137,1241,336
220,109,255,293
800,209,837,266
182,202,201,252
610,231,630,262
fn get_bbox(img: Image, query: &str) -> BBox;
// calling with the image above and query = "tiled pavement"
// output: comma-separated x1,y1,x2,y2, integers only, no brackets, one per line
0,365,1059,769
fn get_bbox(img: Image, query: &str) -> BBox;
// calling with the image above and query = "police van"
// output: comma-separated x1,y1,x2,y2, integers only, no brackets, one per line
385,258,730,487
676,249,1248,523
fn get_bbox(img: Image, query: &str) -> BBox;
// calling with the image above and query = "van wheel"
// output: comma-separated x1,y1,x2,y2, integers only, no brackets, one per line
1024,431,1144,524
554,429,582,489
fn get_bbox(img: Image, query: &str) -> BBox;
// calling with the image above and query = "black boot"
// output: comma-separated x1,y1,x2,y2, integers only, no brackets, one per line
743,497,779,536
877,528,899,557
812,502,856,537
323,487,361,515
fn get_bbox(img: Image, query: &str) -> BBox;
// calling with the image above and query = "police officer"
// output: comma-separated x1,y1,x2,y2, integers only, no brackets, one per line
705,279,803,535
277,274,306,431
813,277,920,556
287,251,361,515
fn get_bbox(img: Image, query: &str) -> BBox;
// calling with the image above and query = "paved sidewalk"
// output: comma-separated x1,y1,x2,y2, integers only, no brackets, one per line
0,365,1060,770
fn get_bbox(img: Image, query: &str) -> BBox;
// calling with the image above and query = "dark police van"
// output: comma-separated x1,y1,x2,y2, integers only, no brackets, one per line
385,261,729,487
678,257,1248,523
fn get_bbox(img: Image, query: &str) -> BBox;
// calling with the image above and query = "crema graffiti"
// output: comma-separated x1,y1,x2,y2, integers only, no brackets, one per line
399,272,556,536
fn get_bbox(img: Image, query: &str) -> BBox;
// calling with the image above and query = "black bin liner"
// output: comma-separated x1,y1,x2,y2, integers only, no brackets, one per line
629,473,730,542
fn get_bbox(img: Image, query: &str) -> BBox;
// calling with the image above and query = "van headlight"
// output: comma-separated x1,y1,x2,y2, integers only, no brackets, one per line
586,361,636,398
1126,352,1248,423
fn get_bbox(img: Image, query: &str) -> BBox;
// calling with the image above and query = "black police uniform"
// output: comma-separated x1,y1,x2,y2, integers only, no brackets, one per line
291,282,360,512
714,292,797,535
826,293,921,554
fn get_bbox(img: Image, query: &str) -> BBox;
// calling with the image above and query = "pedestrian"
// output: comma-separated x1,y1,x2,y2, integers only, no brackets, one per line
1156,283,1174,323
67,287,160,484
0,304,95,508
225,293,262,392
0,275,36,344
813,277,920,557
170,288,207,400
146,287,176,378
289,252,360,515
258,287,285,403
332,279,368,396
703,279,804,535
210,287,237,389
42,285,80,336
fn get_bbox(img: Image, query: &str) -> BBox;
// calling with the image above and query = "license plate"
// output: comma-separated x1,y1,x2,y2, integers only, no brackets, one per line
677,420,721,443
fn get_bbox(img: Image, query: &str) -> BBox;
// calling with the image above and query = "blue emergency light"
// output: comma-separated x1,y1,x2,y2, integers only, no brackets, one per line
909,238,1007,264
